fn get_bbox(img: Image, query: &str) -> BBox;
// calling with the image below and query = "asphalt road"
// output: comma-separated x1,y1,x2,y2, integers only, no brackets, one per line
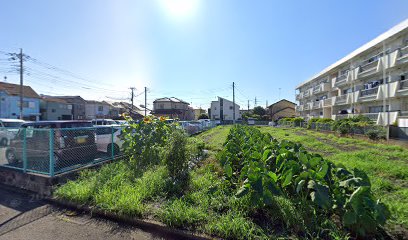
0,187,173,240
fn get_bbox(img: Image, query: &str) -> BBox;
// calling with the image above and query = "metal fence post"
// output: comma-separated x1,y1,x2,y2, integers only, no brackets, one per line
111,126,114,160
49,129,55,177
23,128,27,173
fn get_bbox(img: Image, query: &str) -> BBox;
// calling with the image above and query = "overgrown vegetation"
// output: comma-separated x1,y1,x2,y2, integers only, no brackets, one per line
278,116,387,140
219,125,389,238
55,122,403,239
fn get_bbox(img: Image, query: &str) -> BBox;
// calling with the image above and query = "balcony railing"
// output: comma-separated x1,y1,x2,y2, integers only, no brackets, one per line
360,87,379,97
336,94,347,104
337,73,348,82
303,89,312,98
323,98,332,107
296,105,303,112
361,113,379,122
359,59,379,73
304,103,311,110
313,85,321,93
296,93,303,100
400,79,408,90
399,45,408,59
312,101,321,109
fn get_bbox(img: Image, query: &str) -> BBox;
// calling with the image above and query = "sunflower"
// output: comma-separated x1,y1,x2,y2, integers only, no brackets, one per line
143,117,151,123
159,116,166,122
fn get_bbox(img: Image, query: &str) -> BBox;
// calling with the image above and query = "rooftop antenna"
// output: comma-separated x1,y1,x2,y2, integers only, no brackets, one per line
3,76,6,82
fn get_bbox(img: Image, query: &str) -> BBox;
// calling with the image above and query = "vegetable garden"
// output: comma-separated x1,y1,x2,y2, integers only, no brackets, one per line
54,120,404,239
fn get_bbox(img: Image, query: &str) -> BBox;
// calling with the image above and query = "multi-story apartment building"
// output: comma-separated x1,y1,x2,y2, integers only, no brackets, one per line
296,19,408,126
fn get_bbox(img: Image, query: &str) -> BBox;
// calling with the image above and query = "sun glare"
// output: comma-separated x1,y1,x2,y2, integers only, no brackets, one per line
159,0,200,20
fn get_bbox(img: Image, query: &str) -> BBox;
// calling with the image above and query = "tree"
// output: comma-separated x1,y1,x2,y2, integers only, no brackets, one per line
253,106,266,116
198,113,209,119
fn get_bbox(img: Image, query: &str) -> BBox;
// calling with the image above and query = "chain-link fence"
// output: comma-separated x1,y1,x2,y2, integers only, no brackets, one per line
0,121,218,176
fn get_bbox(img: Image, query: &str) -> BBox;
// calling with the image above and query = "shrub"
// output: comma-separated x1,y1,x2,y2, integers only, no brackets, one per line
121,116,176,172
164,129,190,194
366,127,386,141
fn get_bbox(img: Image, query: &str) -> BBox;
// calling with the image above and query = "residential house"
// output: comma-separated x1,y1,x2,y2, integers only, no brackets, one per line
111,101,145,119
267,99,296,121
40,95,73,120
0,82,41,121
51,96,86,120
85,100,116,119
152,97,194,120
194,108,207,120
295,18,408,126
210,97,241,121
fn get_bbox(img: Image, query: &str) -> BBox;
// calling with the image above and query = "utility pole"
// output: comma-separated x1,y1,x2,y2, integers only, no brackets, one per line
247,100,249,111
144,87,147,116
232,82,235,124
266,100,268,108
254,97,257,107
129,87,135,113
19,49,23,120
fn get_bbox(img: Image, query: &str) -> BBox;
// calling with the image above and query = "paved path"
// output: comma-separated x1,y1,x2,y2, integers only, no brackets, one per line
0,187,172,240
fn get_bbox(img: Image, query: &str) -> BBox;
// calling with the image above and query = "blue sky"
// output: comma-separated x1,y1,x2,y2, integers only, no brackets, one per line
0,0,407,110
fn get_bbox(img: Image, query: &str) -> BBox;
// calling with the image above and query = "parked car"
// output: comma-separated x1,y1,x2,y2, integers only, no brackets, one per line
115,120,128,125
0,119,25,146
6,121,98,171
95,126,123,154
92,119,117,126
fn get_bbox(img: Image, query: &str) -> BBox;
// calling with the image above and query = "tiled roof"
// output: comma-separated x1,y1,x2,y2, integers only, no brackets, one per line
0,82,40,98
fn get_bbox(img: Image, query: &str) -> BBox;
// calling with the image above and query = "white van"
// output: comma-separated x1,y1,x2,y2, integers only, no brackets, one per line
0,119,25,146
91,119,117,126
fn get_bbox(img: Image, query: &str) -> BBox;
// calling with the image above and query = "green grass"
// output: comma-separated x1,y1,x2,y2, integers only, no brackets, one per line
256,127,408,231
55,125,407,239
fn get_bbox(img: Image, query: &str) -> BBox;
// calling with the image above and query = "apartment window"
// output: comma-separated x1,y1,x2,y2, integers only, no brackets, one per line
51,109,56,113
67,105,72,110
229,106,233,110
98,106,103,111
159,104,164,109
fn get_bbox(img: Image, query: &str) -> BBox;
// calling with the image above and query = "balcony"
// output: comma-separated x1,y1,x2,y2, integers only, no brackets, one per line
397,45,408,65
296,92,303,101
312,101,322,109
303,89,312,98
313,82,331,94
361,113,379,122
400,79,408,90
303,103,311,110
335,94,348,105
358,59,380,78
360,87,379,98
334,72,349,87
323,98,333,107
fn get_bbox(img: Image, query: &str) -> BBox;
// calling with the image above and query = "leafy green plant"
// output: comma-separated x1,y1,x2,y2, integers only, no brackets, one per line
218,125,389,237
365,127,386,141
163,129,190,194
121,116,176,172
